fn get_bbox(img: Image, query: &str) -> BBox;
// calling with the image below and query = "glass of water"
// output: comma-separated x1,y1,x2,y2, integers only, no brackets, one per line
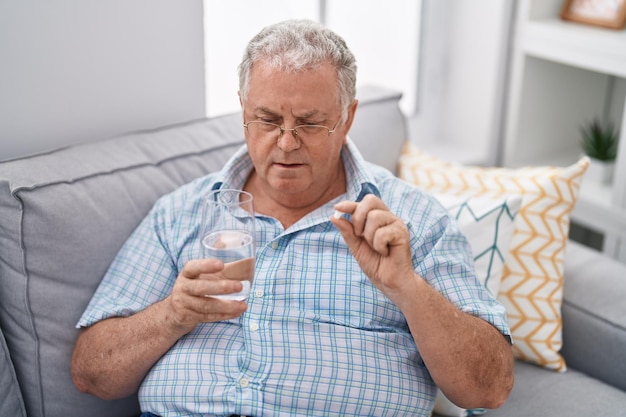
200,189,255,301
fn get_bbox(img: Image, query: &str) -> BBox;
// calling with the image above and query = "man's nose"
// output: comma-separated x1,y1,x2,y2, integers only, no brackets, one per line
276,127,301,151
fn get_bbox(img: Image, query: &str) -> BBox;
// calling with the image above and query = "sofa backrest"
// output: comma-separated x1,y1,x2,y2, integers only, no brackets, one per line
0,85,405,417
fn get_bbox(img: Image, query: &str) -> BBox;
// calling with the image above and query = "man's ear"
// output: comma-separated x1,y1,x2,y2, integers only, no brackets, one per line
342,99,359,143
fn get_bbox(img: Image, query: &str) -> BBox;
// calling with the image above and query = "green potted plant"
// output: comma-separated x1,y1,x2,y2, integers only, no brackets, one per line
580,118,620,184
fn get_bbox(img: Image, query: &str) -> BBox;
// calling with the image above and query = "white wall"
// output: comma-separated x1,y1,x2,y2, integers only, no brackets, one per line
326,0,421,115
203,0,320,117
410,0,514,165
0,0,206,161
203,0,420,117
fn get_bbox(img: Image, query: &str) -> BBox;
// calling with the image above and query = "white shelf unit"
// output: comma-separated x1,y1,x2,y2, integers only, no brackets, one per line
504,0,626,262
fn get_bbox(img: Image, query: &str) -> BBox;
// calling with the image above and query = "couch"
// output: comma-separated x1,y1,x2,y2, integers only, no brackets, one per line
1,85,625,417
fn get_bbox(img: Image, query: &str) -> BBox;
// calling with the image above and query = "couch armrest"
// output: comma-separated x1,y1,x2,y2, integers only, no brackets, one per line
561,240,626,391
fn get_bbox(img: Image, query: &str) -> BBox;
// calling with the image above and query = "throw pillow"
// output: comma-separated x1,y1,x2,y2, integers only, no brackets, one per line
432,194,521,417
398,144,589,372
435,193,522,296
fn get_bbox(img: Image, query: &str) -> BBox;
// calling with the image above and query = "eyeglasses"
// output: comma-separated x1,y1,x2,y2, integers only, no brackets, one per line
243,119,341,145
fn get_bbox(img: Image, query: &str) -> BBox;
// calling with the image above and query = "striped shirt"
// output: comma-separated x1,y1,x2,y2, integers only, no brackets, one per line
78,140,510,417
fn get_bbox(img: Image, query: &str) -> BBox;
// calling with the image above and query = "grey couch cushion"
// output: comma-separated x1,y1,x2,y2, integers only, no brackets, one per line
0,326,26,417
0,85,405,417
561,241,626,392
484,361,626,417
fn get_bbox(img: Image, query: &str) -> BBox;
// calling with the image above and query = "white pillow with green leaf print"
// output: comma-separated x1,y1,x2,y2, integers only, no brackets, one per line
435,193,522,296
432,193,521,417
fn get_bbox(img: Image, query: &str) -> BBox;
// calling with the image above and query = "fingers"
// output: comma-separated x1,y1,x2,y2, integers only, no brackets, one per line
332,195,402,256
168,260,248,330
167,290,246,332
334,195,388,234
181,258,224,279
180,259,245,297
183,293,247,318
330,207,360,248
185,277,244,298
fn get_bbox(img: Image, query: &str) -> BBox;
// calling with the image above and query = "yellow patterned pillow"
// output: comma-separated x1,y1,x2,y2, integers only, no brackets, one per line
398,143,589,371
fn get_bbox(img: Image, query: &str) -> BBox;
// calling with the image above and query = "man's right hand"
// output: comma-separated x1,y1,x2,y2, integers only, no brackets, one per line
166,258,249,333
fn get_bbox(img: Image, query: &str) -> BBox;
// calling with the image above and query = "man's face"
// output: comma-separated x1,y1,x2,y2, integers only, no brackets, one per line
241,61,356,208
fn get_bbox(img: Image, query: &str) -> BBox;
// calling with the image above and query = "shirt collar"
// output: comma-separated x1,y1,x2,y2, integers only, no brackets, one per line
210,144,254,192
341,138,381,202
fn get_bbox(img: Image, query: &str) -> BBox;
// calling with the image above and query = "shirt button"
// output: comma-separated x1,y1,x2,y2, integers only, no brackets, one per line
254,289,264,298
239,378,249,387
250,322,259,332
270,241,278,249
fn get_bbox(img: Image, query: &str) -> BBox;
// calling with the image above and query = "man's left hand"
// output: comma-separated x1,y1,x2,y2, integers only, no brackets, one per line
330,194,418,303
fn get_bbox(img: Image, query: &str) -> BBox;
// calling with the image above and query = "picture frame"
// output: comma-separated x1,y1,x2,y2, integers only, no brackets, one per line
560,0,626,29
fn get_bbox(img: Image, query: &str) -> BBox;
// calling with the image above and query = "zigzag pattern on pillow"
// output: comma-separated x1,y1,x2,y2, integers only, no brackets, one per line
398,144,589,371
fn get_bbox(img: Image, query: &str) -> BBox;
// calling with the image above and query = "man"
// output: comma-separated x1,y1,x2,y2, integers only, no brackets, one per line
72,19,513,416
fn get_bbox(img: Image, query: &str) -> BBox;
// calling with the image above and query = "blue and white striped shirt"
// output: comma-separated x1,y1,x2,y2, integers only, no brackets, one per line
78,140,510,417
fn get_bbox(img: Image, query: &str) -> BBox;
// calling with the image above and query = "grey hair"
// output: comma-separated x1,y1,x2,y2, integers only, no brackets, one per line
237,19,357,115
